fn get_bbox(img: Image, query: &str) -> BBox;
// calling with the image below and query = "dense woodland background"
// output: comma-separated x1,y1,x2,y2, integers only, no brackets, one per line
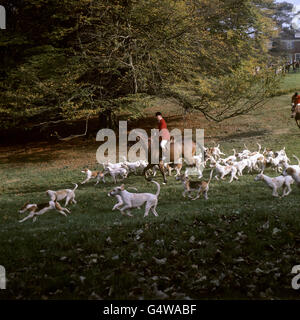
0,0,297,141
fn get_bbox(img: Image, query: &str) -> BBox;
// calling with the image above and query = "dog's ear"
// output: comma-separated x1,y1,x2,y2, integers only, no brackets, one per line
120,184,125,190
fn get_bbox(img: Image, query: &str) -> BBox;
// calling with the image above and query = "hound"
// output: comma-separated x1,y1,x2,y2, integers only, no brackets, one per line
176,169,214,200
81,169,106,185
19,201,71,223
193,155,205,178
206,144,225,160
254,172,294,197
284,166,300,186
231,159,252,176
106,167,128,184
121,160,141,175
108,181,160,217
282,155,300,178
165,158,183,177
108,187,140,212
237,144,251,160
103,162,124,171
46,183,78,206
219,149,237,165
151,162,182,177
210,159,238,183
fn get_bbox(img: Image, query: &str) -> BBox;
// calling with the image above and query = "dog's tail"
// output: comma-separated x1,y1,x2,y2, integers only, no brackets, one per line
244,143,248,150
72,183,78,192
257,142,262,152
208,169,214,185
151,180,161,197
293,154,300,166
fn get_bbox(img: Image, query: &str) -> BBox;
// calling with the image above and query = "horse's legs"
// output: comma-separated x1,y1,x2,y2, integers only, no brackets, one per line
143,164,154,181
159,160,167,184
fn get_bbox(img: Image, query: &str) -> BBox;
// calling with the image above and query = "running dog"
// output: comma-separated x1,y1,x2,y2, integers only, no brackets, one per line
254,172,294,197
176,169,214,200
19,201,70,223
46,183,78,206
81,169,106,185
108,181,160,217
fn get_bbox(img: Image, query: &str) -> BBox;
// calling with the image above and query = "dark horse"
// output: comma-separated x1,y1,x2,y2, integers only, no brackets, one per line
291,104,300,128
141,138,198,184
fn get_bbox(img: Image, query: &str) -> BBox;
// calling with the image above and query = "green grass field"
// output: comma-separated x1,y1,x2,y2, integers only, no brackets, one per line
1,74,300,300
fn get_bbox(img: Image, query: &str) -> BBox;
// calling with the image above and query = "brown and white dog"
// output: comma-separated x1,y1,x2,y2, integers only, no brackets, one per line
165,162,183,177
284,167,300,186
176,169,214,200
81,168,106,185
46,183,78,206
19,201,71,223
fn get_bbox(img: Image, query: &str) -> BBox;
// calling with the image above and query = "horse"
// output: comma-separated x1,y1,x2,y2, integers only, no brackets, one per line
141,137,199,184
291,104,300,128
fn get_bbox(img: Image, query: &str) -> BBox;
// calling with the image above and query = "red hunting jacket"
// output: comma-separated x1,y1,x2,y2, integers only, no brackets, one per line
158,118,170,140
295,96,300,105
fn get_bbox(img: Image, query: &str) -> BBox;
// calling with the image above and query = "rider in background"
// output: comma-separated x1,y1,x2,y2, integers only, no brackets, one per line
291,92,299,112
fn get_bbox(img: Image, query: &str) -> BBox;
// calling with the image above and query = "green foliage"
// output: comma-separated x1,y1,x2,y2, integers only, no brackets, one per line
0,0,283,129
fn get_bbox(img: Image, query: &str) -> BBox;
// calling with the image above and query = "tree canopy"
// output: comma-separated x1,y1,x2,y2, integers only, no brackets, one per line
0,0,284,130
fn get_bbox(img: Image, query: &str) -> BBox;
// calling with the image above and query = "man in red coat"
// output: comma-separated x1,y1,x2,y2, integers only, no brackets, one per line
156,112,170,151
292,92,300,112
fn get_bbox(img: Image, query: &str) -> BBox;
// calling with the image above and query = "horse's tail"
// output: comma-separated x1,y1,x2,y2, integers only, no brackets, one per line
195,141,206,155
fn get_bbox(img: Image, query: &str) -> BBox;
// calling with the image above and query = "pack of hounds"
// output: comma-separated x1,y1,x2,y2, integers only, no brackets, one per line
19,143,300,223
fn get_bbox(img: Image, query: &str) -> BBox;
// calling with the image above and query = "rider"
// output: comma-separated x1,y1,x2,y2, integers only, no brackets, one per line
292,92,300,111
155,112,170,152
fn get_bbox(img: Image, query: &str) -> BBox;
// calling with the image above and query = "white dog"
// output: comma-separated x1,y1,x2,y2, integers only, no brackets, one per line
106,167,128,184
210,159,238,183
121,160,141,175
231,159,252,176
219,149,237,165
108,187,140,212
46,183,78,206
108,181,160,217
254,172,294,197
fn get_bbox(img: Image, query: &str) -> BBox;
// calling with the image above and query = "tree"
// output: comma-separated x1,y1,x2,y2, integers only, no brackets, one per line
0,0,283,130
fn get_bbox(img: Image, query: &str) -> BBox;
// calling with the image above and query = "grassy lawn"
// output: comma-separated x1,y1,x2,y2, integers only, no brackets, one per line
1,89,300,299
275,72,300,95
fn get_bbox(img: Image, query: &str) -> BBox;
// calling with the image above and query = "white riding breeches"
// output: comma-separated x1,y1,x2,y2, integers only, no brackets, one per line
160,140,168,150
